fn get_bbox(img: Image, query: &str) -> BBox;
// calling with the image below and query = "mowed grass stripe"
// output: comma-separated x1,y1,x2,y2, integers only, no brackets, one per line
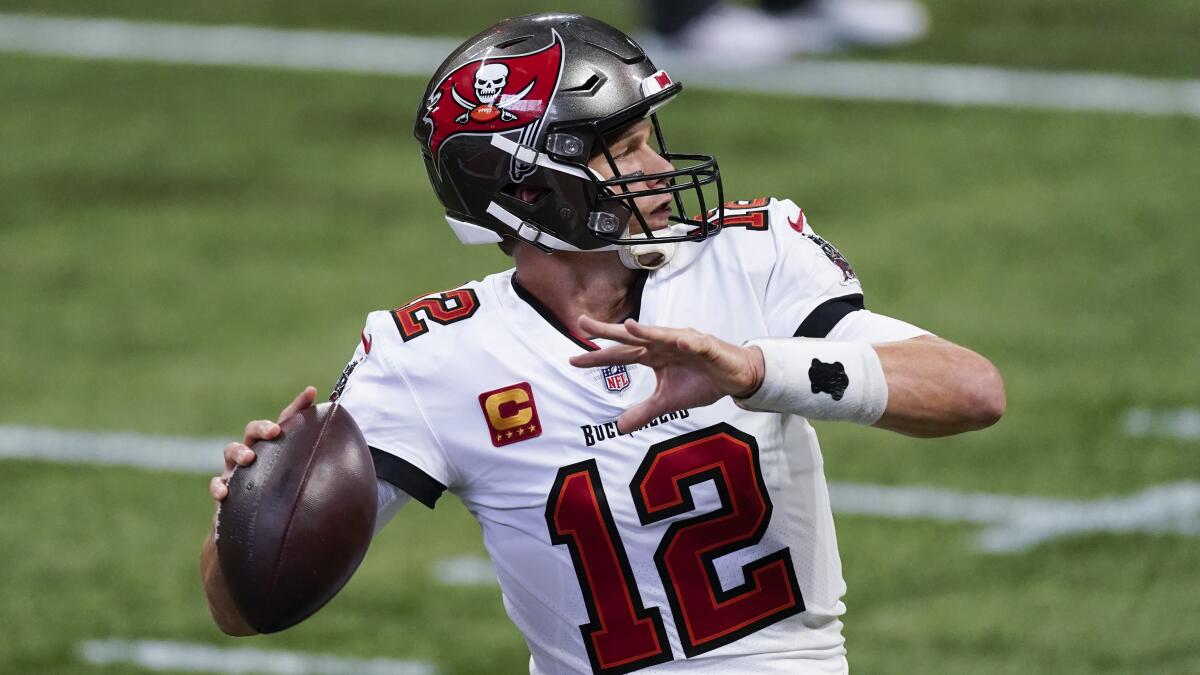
2,13,1200,117
5,424,1197,553
1,0,1198,79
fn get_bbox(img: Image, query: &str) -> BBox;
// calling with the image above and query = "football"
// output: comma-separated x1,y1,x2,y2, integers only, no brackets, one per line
216,402,376,633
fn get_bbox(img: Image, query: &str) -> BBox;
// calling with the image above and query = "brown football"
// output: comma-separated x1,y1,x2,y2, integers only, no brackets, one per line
216,401,376,633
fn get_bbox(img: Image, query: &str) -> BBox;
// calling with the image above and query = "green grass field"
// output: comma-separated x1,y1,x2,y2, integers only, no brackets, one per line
1,2,1198,673
3,0,1199,77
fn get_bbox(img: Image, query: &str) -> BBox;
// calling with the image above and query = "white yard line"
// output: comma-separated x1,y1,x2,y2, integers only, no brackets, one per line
1122,407,1200,441
830,481,1200,552
0,13,457,75
5,424,1197,553
79,639,436,675
2,13,1200,118
0,424,223,473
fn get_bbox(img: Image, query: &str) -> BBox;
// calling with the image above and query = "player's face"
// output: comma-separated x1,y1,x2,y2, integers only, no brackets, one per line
588,119,676,234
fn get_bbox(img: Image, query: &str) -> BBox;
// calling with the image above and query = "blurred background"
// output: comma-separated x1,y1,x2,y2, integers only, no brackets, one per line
1,1,1198,673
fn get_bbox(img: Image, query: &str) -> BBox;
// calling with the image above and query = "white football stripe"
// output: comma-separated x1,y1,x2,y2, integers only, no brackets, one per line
1,13,1199,118
4,424,1198,552
79,639,436,675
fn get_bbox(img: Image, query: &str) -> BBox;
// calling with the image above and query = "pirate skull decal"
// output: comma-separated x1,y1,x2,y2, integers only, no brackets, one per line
453,62,528,124
419,31,564,173
474,64,508,104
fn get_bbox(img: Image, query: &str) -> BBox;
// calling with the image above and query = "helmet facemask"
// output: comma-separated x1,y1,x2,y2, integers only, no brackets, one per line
538,85,725,257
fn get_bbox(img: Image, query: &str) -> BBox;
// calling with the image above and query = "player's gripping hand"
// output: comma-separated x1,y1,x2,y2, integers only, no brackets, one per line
569,315,766,433
208,387,317,503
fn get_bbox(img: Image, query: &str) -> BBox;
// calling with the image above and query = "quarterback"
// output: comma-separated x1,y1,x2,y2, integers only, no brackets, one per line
202,13,1004,674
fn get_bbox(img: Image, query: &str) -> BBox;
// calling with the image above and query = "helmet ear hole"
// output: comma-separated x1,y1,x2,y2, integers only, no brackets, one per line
503,183,551,205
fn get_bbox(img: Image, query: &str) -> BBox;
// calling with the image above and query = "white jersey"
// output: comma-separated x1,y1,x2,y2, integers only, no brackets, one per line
337,198,917,674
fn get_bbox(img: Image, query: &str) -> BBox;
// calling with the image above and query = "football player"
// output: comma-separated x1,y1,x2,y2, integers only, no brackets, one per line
203,13,1003,674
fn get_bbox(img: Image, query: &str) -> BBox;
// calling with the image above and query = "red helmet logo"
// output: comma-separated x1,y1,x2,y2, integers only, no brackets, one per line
421,31,564,171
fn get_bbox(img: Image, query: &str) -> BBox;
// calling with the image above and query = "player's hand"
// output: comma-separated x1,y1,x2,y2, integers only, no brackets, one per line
208,386,317,503
569,316,765,433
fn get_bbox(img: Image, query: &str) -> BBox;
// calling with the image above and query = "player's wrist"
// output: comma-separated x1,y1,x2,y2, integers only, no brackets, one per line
733,338,888,424
732,345,766,399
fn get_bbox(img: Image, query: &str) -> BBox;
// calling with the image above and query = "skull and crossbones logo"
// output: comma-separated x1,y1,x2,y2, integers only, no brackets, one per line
452,62,535,124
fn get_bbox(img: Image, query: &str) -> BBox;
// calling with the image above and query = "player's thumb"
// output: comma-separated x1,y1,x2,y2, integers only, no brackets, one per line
277,386,318,423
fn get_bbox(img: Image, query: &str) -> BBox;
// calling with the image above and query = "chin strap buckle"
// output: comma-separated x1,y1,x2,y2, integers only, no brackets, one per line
515,221,543,244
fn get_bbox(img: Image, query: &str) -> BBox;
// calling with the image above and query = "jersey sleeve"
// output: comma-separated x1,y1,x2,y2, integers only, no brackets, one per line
760,199,867,338
332,311,454,509
826,309,932,343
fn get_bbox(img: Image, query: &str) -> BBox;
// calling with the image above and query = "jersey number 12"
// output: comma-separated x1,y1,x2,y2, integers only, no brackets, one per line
545,422,804,674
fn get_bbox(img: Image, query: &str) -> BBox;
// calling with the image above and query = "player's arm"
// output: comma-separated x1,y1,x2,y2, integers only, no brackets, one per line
200,530,256,636
569,315,1004,438
868,334,1004,437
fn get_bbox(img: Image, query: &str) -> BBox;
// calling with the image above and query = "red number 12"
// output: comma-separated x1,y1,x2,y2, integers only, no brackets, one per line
546,423,804,674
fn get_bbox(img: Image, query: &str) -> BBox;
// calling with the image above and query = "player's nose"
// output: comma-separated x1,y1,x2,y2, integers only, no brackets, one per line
645,150,675,185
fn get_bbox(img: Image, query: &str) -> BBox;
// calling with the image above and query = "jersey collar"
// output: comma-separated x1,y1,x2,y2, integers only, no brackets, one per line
509,271,648,352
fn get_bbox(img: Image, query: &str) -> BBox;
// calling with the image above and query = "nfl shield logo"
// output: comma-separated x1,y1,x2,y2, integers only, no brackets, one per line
601,365,631,393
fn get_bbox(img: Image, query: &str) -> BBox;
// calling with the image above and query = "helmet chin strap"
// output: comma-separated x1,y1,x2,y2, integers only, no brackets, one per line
618,240,676,271
617,223,692,271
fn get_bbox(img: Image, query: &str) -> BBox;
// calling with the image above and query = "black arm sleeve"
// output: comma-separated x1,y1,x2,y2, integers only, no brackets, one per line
793,294,865,338
370,447,447,509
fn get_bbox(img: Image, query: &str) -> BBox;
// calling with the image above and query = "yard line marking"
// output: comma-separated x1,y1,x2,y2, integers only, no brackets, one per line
1122,407,1200,441
5,425,1198,552
0,425,223,473
0,13,457,75
2,13,1200,118
79,639,436,675
829,481,1200,553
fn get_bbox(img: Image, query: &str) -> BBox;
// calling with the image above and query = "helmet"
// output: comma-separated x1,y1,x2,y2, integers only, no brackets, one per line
414,13,724,267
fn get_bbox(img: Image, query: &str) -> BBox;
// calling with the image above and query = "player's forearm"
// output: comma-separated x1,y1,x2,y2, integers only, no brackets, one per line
872,336,1005,437
200,529,258,636
736,335,1003,437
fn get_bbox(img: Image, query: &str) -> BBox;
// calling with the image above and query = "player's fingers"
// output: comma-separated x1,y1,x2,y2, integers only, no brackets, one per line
676,333,719,361
243,420,278,446
209,475,229,501
577,314,650,347
624,319,687,345
223,441,255,474
569,345,648,369
616,396,664,435
223,441,241,472
277,386,318,423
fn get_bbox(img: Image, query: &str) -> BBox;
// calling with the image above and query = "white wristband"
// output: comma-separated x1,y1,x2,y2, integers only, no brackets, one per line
734,338,889,425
